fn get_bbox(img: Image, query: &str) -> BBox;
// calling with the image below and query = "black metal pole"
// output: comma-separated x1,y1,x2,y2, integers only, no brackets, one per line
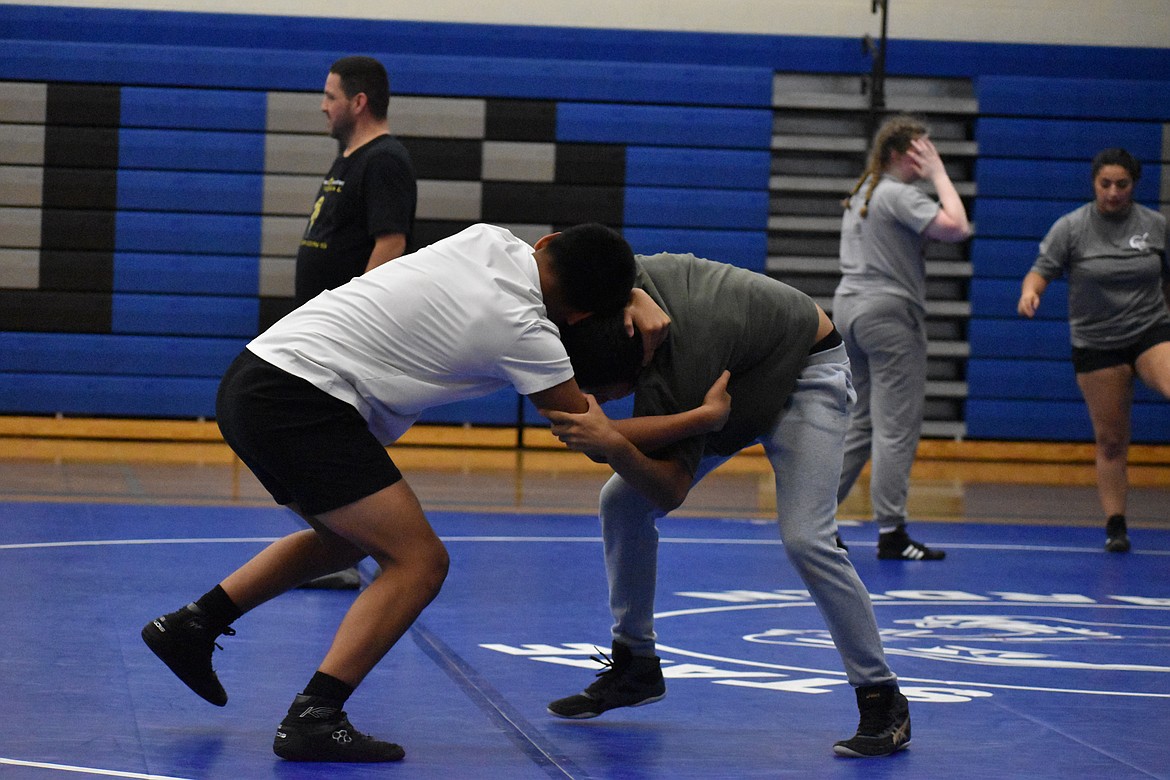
515,393,525,448
865,0,890,139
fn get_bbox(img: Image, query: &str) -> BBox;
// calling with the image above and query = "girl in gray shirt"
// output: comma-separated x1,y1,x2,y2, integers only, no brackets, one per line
1018,147,1170,553
833,115,971,560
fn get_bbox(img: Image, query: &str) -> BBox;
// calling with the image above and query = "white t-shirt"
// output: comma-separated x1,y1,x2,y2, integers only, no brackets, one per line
248,224,575,443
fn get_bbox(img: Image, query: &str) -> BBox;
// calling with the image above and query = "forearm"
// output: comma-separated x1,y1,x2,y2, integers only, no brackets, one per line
602,436,690,511
611,406,717,453
1022,271,1049,298
931,171,971,239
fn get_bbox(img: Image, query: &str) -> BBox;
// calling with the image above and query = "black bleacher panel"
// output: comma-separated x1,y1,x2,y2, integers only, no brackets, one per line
485,100,557,142
400,137,483,180
41,209,116,252
555,144,625,185
412,220,478,250
481,182,623,226
0,290,111,333
44,83,120,127
39,250,114,293
258,297,297,334
43,126,119,169
42,168,117,210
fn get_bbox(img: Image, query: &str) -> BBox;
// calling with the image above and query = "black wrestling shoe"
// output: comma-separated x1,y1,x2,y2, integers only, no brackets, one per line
141,604,235,706
877,528,945,561
833,684,911,758
273,694,404,762
1105,514,1131,553
547,643,666,719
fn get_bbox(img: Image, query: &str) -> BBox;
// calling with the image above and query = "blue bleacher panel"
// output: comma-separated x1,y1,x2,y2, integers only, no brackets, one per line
624,187,768,230
967,358,1079,401
114,252,259,296
0,40,327,92
623,228,767,271
968,358,1162,404
417,389,522,426
625,147,771,190
0,6,869,73
557,104,773,148
978,76,1170,121
121,87,268,131
112,294,258,338
115,212,261,255
0,374,219,418
975,159,1163,202
974,118,1164,162
0,40,772,107
117,170,263,214
120,129,266,173
970,278,1069,320
12,6,1170,80
0,333,245,377
967,398,1170,442
389,56,773,105
968,318,1070,360
973,198,1084,240
970,238,1043,278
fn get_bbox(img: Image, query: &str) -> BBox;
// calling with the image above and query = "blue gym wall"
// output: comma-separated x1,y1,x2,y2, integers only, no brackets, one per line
1,5,1168,441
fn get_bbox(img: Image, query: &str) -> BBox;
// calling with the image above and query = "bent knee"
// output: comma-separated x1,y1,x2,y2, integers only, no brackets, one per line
1094,436,1129,461
417,541,450,596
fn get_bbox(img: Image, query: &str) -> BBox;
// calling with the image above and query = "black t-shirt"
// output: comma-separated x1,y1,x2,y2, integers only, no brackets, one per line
294,134,417,304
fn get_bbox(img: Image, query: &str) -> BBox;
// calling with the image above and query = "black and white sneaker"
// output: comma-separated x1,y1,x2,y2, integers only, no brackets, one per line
834,684,911,758
1105,515,1131,553
273,694,404,762
877,529,945,561
547,643,666,719
141,604,235,706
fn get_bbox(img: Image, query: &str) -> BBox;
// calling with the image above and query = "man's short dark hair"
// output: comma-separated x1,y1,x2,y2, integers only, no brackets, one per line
561,312,643,390
330,56,390,120
545,224,636,315
1092,147,1141,182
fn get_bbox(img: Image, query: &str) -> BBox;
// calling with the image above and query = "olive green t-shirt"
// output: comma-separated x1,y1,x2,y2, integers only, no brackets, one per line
632,253,820,475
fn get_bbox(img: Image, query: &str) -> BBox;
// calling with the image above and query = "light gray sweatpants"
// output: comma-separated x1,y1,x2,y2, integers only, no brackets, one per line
598,343,897,687
832,292,927,530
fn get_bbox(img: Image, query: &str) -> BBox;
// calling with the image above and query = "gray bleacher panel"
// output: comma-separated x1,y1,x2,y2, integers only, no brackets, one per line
0,124,45,165
0,165,42,207
0,250,39,289
482,142,556,182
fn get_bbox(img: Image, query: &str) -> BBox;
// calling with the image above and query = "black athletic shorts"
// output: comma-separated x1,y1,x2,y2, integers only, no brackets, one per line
1071,321,1170,374
215,349,403,516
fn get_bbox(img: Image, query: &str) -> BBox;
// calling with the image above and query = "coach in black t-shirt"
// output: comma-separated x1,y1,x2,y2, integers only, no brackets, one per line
295,55,417,305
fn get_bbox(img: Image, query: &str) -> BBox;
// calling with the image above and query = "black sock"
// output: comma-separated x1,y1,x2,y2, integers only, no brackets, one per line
190,584,242,630
303,671,355,705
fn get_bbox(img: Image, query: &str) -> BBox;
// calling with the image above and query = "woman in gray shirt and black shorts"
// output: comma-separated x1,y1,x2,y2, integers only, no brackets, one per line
1018,147,1170,553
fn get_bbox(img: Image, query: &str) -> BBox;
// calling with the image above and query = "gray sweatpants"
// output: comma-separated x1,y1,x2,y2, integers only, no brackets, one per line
832,292,927,529
598,343,897,687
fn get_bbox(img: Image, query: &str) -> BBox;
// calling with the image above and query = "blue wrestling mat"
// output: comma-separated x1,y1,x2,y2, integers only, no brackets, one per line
1,502,1167,779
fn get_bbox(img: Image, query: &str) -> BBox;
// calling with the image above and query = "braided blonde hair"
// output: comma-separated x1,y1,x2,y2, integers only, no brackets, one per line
842,114,929,217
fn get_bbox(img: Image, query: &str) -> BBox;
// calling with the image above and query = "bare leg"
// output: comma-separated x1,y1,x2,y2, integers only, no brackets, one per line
222,479,449,688
1075,364,1134,518
1135,341,1170,399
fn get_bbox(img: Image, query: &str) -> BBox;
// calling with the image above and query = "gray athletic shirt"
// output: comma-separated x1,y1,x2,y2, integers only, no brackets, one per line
631,253,820,474
835,174,940,310
1030,202,1170,349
